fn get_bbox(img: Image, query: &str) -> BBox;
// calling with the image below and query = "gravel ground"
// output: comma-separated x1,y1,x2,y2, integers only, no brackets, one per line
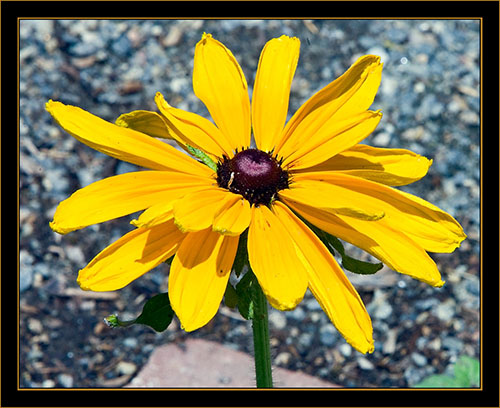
20,19,480,388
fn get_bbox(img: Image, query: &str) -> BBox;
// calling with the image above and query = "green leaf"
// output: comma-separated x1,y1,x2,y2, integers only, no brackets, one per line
454,356,480,387
186,144,218,171
414,374,462,388
312,225,383,275
340,251,383,275
414,355,480,388
105,293,174,333
135,293,174,332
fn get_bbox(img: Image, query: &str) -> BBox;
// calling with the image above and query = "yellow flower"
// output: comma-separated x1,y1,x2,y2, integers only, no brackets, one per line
47,33,466,354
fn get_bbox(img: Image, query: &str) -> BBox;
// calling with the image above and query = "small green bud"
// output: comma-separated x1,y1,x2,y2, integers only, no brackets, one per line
104,314,120,328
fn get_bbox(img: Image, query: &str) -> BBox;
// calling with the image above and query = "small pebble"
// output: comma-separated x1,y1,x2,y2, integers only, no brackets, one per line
123,337,139,348
338,343,352,357
268,310,287,330
57,373,74,388
442,336,464,353
357,357,375,370
116,361,137,376
274,352,291,366
27,318,43,334
435,299,456,321
65,246,86,266
411,352,428,367
382,329,398,354
374,302,393,320
297,332,314,351
42,379,56,388
319,325,338,347
20,267,34,293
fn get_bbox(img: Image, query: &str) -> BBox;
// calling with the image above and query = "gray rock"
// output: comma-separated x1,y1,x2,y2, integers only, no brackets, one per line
287,306,306,321
442,336,464,354
65,245,86,266
116,361,137,376
357,357,374,370
319,325,338,347
123,337,139,348
338,343,352,357
297,332,314,351
20,266,34,293
57,373,74,388
382,328,398,354
20,250,35,292
268,310,287,330
435,299,456,322
411,352,428,367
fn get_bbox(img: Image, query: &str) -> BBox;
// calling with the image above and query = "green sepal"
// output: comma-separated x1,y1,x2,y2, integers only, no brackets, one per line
225,230,256,315
104,293,174,333
104,314,128,328
235,271,257,320
232,230,249,277
224,282,239,309
186,144,218,172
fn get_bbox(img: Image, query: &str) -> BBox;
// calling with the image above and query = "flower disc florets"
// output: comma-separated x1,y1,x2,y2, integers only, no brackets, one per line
217,148,289,206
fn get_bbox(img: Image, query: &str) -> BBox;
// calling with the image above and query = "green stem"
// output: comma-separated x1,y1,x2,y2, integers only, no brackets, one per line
251,274,273,388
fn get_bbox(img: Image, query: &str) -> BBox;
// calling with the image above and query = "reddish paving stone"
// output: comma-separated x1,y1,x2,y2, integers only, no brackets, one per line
126,339,338,388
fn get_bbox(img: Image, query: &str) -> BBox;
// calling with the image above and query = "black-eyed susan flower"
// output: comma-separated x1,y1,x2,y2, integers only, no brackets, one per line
47,33,466,354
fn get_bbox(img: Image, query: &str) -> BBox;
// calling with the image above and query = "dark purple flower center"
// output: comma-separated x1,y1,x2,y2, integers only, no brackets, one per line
216,148,289,206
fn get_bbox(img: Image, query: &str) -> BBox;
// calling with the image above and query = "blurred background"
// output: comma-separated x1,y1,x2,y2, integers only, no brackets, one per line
20,19,480,388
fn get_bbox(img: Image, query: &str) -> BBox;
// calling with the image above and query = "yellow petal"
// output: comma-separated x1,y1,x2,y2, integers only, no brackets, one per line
283,199,445,287
275,55,382,159
279,179,385,221
247,205,308,310
295,144,433,186
290,172,466,253
340,216,445,287
193,33,251,151
131,202,174,229
333,57,383,120
155,92,234,159
115,110,171,139
46,100,212,177
252,35,300,152
50,171,213,234
213,197,251,236
282,110,382,170
173,188,241,233
273,202,374,354
169,229,239,331
77,220,185,291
